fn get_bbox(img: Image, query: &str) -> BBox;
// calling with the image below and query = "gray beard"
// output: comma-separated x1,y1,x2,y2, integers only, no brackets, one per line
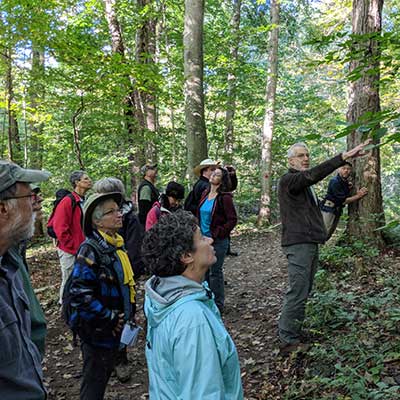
10,212,36,245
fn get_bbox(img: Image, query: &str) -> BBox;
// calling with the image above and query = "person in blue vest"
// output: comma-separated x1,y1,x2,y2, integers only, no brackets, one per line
142,211,244,399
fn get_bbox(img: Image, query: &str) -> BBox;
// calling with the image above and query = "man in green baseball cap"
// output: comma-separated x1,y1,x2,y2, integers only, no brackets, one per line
0,159,50,400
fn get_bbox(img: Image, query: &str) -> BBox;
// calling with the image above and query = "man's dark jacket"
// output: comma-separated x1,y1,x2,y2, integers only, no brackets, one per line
278,154,345,246
322,174,351,214
119,201,145,278
137,180,159,225
185,176,210,215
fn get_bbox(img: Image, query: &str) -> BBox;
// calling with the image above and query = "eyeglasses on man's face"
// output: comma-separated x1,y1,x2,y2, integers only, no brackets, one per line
2,192,38,202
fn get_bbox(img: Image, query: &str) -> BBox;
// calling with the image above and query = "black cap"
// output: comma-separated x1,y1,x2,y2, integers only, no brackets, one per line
165,181,185,200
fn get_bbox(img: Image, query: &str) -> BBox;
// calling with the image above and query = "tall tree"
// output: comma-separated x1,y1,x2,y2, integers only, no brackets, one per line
3,48,21,162
346,0,385,246
136,0,158,163
257,0,280,225
184,0,208,179
224,0,241,165
103,0,145,200
29,45,45,169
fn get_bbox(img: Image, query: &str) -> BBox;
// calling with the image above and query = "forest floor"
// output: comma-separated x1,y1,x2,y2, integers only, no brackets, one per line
28,230,400,400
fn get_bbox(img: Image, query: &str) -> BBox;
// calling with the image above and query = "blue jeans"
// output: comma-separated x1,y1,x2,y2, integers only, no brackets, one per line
205,238,229,311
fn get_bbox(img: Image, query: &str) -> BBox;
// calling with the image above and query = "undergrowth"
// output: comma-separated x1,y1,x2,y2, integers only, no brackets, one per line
264,240,400,400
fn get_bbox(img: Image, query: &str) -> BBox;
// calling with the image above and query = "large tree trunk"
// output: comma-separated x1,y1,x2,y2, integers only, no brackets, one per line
346,0,385,247
257,0,280,225
224,0,241,165
184,0,208,180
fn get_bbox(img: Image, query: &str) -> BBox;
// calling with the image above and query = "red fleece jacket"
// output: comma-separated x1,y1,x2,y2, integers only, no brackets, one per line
53,191,85,255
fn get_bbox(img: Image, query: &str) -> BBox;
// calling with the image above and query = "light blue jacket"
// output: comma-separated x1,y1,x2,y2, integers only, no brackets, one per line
144,275,244,400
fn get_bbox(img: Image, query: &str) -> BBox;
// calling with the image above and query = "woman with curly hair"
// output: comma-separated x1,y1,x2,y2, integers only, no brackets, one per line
197,166,237,313
142,211,243,400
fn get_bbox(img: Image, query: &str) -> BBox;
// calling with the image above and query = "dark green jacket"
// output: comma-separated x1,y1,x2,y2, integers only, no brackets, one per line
278,154,345,246
18,256,47,358
0,247,47,400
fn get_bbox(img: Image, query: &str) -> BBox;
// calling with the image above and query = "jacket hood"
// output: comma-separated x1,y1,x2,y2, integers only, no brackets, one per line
145,275,211,327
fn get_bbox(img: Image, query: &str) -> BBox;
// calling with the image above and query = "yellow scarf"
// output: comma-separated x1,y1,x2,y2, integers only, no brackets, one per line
98,230,136,303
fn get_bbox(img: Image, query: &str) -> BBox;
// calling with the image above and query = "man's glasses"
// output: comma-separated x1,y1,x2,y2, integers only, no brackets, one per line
2,193,38,202
102,208,122,217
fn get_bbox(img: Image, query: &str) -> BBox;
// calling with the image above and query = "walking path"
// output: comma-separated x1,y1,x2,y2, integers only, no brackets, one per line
30,231,287,399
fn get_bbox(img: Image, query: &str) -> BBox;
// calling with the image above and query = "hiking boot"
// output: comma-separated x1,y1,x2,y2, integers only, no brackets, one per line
278,340,309,356
114,362,131,383
227,250,239,257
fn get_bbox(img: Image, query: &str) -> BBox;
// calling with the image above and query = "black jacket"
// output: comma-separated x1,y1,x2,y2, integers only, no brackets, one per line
278,154,345,246
138,180,160,225
185,176,210,215
119,201,145,277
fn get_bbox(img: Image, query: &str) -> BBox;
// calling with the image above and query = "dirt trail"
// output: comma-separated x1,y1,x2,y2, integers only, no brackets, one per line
28,231,287,399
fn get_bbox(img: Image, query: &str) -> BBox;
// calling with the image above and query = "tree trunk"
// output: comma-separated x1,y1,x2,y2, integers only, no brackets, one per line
346,0,385,247
103,0,145,196
184,0,208,180
136,0,158,163
29,46,45,169
4,48,21,162
71,97,85,170
257,0,280,225
224,0,241,165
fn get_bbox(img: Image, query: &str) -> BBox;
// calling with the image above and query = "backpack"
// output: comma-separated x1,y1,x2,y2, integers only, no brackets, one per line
61,238,113,346
47,190,77,239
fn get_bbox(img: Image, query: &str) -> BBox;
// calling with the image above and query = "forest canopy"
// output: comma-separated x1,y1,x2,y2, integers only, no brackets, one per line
1,0,399,232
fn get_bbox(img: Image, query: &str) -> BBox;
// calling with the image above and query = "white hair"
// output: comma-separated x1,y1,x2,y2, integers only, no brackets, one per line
287,142,309,158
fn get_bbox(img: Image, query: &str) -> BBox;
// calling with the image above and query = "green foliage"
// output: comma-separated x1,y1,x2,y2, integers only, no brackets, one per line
280,242,400,399
0,0,399,224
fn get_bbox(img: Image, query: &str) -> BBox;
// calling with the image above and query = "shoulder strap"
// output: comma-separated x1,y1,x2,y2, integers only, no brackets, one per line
67,193,78,211
83,238,114,268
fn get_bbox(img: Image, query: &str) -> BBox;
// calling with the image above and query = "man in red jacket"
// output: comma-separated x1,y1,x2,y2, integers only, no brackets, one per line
53,170,92,304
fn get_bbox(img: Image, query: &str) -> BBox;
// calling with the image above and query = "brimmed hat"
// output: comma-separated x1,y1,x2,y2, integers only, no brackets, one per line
193,159,219,177
140,163,158,177
83,192,123,236
0,160,51,193
165,181,185,200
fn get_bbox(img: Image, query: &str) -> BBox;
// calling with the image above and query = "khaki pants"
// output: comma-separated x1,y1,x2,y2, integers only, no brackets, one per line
321,210,340,241
57,249,75,305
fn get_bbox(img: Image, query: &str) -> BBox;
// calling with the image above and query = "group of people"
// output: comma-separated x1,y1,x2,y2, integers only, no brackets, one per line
0,138,371,399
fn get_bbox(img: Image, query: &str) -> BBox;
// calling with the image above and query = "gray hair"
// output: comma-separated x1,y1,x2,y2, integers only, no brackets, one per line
69,170,86,189
287,142,309,158
93,177,125,197
92,202,106,224
91,198,118,227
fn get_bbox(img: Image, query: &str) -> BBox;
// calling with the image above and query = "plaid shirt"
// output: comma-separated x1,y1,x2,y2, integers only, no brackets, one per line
69,232,135,348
